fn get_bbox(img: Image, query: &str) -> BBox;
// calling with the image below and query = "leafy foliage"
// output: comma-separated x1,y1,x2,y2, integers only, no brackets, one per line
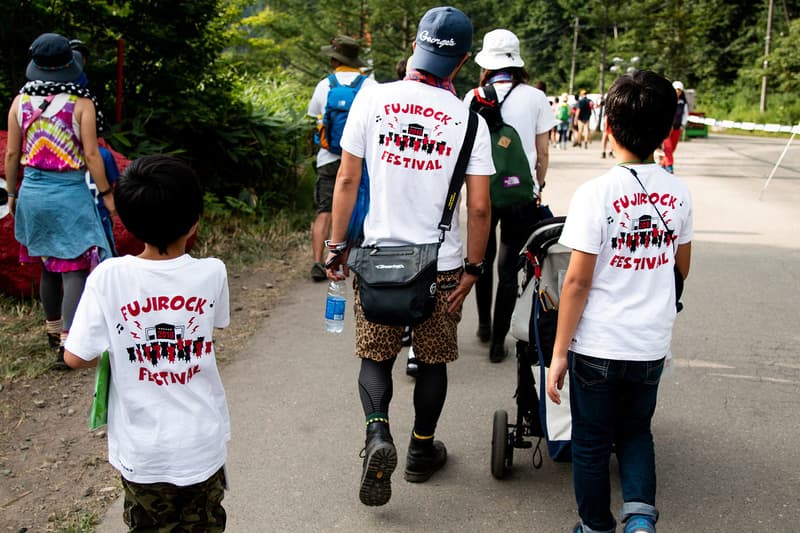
1,0,799,210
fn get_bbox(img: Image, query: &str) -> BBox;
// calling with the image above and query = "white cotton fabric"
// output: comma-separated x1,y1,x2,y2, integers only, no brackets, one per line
559,164,693,361
340,80,496,271
65,254,231,485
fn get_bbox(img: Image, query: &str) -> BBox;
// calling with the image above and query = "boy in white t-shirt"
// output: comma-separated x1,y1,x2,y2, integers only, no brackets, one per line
65,155,231,531
547,71,693,533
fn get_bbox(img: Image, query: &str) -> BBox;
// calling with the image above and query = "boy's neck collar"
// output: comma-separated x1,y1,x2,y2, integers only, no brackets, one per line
137,241,188,261
614,146,655,165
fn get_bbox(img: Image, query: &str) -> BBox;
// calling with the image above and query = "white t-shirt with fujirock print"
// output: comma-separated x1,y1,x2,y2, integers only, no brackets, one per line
307,69,377,168
340,80,495,271
65,254,231,486
559,164,693,361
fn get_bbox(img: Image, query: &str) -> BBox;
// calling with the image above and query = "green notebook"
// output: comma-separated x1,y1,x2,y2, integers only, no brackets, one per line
89,351,111,430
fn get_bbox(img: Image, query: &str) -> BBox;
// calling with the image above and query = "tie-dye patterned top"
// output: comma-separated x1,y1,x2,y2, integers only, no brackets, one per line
20,93,85,171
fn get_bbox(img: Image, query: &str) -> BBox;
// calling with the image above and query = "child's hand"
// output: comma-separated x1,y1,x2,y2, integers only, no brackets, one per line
546,353,568,404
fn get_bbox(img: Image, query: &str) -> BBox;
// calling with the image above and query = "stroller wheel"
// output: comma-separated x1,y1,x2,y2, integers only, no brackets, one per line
491,409,511,479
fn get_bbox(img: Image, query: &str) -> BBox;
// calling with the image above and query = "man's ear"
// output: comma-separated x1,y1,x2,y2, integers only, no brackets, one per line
448,53,471,80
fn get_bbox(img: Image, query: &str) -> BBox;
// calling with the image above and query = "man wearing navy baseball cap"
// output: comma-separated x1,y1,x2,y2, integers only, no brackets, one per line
410,6,474,78
325,5,494,507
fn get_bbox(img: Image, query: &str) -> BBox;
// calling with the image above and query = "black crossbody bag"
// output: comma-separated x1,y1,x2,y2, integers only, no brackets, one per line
347,111,479,326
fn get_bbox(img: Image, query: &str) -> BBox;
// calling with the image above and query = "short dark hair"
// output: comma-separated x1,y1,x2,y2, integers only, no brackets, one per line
115,155,203,255
605,70,676,160
395,58,407,80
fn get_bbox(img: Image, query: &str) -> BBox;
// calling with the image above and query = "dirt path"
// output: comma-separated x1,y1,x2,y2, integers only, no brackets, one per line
0,245,307,532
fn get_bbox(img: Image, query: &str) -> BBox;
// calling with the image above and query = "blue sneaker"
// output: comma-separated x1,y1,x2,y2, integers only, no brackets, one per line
624,514,655,533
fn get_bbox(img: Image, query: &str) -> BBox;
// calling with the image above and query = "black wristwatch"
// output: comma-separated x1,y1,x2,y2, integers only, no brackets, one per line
463,259,486,277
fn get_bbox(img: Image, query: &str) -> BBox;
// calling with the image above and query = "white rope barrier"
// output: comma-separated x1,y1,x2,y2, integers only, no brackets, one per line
688,114,800,134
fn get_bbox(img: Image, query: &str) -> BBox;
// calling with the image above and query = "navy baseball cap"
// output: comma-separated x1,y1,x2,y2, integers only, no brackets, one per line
411,6,473,79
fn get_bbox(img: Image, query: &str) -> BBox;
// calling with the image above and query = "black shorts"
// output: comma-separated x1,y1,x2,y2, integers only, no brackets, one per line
314,160,340,213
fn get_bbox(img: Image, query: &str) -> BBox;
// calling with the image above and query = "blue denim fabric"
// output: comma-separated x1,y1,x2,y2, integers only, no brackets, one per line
569,352,664,532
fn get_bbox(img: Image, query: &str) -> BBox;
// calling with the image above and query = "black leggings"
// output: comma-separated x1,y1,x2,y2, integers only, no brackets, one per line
358,357,448,437
475,201,541,345
40,268,88,330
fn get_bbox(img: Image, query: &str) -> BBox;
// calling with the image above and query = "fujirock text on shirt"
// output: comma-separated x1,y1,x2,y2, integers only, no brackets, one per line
120,295,207,321
383,104,452,125
612,192,678,213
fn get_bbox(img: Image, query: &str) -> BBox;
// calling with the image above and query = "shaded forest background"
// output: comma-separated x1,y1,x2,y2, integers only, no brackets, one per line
1,0,798,210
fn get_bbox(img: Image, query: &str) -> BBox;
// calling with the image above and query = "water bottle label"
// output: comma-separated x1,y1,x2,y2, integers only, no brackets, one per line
325,296,346,321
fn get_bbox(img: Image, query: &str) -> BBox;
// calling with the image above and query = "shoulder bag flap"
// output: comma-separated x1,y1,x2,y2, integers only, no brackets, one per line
348,243,439,286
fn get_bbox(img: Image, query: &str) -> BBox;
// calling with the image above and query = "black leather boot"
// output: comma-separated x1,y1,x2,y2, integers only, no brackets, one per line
359,422,396,506
404,436,447,483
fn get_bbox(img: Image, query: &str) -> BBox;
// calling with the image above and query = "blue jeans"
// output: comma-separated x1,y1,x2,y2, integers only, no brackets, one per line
569,352,664,532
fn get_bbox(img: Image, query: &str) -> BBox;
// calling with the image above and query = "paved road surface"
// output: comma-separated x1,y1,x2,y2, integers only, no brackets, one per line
99,133,800,532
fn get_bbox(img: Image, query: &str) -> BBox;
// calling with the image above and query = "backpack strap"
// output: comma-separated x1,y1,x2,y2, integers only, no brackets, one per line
494,82,518,111
349,74,366,90
438,111,479,238
22,94,56,133
327,73,340,88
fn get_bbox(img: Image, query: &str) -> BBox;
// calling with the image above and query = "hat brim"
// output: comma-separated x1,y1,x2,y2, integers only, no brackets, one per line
320,45,366,68
474,50,524,71
410,47,463,79
25,50,83,82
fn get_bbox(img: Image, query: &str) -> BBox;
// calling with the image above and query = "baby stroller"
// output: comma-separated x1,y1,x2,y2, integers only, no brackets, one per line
491,216,572,479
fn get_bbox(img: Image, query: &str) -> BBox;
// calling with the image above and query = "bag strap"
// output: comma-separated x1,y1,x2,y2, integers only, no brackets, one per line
438,110,479,240
349,74,366,89
327,73,340,88
22,94,56,132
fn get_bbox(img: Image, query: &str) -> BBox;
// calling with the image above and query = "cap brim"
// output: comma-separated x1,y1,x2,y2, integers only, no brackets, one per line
320,45,366,68
410,47,462,79
25,50,83,82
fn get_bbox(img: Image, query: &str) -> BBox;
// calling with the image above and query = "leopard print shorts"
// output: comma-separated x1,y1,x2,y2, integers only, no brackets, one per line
353,269,462,364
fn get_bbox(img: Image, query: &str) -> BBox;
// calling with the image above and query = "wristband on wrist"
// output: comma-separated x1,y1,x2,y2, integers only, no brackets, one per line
7,193,17,198
97,187,112,198
463,258,486,277
324,240,348,255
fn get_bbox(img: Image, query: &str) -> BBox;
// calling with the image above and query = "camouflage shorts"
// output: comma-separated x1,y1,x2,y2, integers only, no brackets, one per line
121,466,227,532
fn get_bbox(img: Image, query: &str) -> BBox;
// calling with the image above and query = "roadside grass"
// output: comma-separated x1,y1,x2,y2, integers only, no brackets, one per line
0,296,53,379
0,207,311,381
55,511,99,533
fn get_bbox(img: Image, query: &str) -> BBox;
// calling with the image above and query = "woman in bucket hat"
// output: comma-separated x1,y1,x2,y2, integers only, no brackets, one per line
464,29,557,363
4,32,114,368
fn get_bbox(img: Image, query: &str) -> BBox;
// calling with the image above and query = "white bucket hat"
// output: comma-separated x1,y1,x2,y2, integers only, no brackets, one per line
672,80,684,91
475,29,524,71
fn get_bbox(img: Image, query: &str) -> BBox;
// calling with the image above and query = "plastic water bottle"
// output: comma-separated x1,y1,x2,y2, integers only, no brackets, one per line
325,279,346,333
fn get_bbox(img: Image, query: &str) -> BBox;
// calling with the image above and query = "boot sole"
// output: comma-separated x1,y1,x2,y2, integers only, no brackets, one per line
359,442,397,506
